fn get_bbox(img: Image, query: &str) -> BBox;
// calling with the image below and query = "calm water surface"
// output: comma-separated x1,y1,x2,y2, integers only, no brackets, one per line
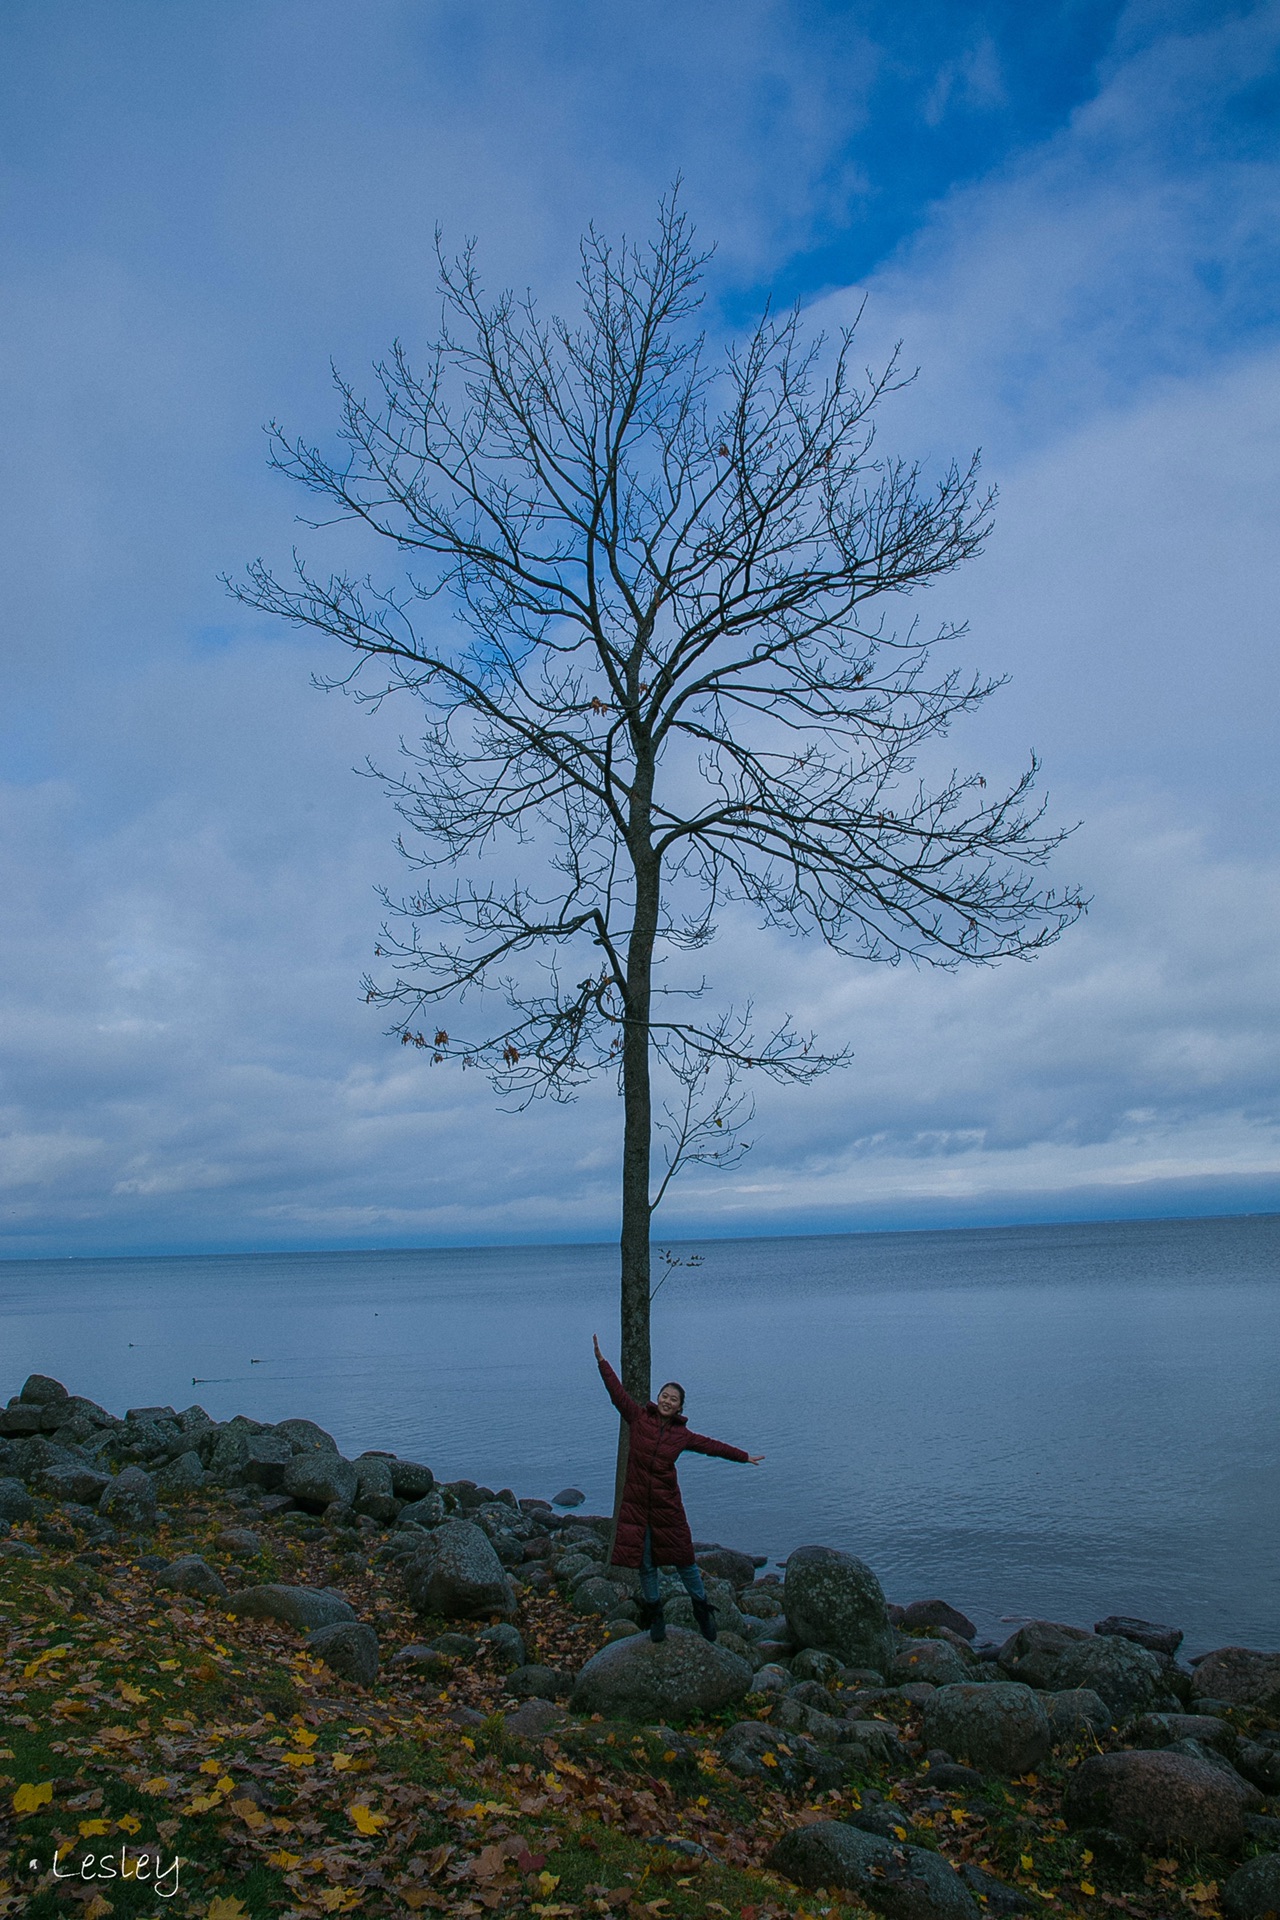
3,1215,1277,1653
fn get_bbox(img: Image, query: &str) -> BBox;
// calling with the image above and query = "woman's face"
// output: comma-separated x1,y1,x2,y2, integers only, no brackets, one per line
656,1384,684,1417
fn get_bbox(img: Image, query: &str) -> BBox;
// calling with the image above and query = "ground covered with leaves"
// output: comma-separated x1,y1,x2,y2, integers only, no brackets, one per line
0,1495,1266,1920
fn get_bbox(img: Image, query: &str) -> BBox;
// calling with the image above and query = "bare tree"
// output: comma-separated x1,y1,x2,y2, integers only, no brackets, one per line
235,198,1083,1403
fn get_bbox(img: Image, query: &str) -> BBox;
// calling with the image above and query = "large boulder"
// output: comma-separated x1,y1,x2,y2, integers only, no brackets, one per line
282,1452,359,1512
99,1465,157,1529
225,1584,356,1631
401,1520,517,1620
155,1555,229,1598
1094,1614,1183,1657
839,1719,912,1771
307,1622,379,1685
275,1418,339,1454
719,1720,846,1791
1192,1649,1280,1714
696,1547,757,1589
19,1374,70,1406
1051,1635,1164,1715
900,1600,977,1641
1047,1688,1113,1744
243,1434,293,1488
1063,1750,1246,1854
32,1463,110,1506
889,1638,972,1687
155,1451,206,1497
571,1627,752,1721
398,1491,446,1528
390,1459,435,1500
997,1620,1091,1689
923,1683,1050,1776
783,1546,893,1669
1222,1854,1280,1920
0,1477,36,1522
767,1821,979,1920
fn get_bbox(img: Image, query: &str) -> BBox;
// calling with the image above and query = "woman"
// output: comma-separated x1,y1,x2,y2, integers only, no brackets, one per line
593,1334,764,1643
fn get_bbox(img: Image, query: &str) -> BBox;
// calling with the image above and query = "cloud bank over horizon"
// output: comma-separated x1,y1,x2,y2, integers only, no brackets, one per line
2,1,1278,1256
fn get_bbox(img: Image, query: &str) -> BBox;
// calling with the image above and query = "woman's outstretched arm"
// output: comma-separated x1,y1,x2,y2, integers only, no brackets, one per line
592,1335,643,1424
683,1429,765,1464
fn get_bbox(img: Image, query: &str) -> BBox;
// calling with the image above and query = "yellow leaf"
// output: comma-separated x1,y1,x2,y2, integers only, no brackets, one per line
199,1757,222,1775
283,1751,316,1767
214,1776,235,1794
1021,1856,1034,1871
80,1818,111,1836
291,1727,318,1747
761,1750,778,1767
83,1897,113,1920
158,1658,180,1670
182,1792,223,1814
1081,1883,1096,1897
118,1682,146,1705
332,1752,354,1770
267,1850,302,1869
348,1802,388,1835
12,1781,53,1814
1082,1851,1094,1866
318,1892,360,1913
537,1870,561,1895
141,1776,172,1795
117,1814,141,1835
206,1899,249,1920
662,1749,677,1762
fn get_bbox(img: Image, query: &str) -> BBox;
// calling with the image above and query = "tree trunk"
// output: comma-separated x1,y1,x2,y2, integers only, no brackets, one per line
612,807,659,1539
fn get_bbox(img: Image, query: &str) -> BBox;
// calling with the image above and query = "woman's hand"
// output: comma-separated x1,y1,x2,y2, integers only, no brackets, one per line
592,1334,604,1362
748,1454,766,1465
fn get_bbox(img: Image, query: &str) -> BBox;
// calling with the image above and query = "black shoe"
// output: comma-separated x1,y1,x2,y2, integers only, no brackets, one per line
635,1599,655,1630
692,1597,717,1642
649,1601,667,1643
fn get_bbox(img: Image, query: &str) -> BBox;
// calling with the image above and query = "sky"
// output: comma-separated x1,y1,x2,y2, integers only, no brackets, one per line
1,0,1278,1257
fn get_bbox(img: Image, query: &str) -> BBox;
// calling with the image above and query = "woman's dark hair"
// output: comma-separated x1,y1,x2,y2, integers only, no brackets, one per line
658,1381,686,1409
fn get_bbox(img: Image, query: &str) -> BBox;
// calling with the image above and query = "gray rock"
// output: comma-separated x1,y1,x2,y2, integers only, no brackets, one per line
282,1452,359,1512
719,1721,847,1791
155,1555,229,1598
571,1574,630,1618
749,1662,791,1692
959,1864,1030,1915
838,1719,912,1771
401,1520,517,1619
0,1538,40,1557
1238,1741,1280,1796
1093,1614,1184,1657
695,1547,757,1588
99,1465,158,1529
1222,1854,1280,1920
571,1626,752,1721
923,1683,1051,1776
791,1648,843,1684
775,1696,848,1742
389,1459,435,1500
0,1476,36,1522
1131,1711,1237,1751
889,1639,972,1687
355,1455,394,1499
784,1545,893,1669
242,1434,293,1488
20,1374,70,1406
37,1461,111,1505
604,1617,641,1641
275,1417,339,1455
225,1583,356,1631
1047,1688,1113,1743
1063,1749,1246,1854
398,1491,446,1529
996,1620,1091,1689
1051,1635,1164,1715
1167,1740,1263,1808
506,1663,568,1702
389,1643,454,1678
0,1403,49,1435
1192,1647,1280,1713
901,1600,977,1641
215,1526,263,1558
767,1820,979,1920
479,1622,526,1668
786,1678,841,1714
504,1698,567,1738
307,1621,379,1684
208,1419,257,1480
431,1631,480,1657
155,1451,207,1496
739,1584,786,1620
553,1487,585,1507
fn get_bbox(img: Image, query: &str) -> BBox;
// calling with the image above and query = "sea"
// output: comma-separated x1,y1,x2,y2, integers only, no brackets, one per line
2,1214,1277,1656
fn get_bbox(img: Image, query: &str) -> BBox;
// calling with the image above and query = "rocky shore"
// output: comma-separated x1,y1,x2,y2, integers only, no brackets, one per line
2,1372,1279,1920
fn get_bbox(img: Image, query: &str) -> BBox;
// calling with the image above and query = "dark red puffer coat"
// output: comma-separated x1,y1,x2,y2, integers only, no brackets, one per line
597,1355,750,1569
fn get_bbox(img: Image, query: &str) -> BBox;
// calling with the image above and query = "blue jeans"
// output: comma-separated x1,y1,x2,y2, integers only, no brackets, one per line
639,1528,707,1605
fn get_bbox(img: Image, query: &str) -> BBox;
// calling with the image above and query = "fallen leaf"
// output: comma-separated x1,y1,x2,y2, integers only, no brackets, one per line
83,1897,113,1920
205,1899,249,1920
349,1802,388,1835
116,1814,141,1834
79,1816,111,1836
267,1850,302,1870
117,1682,146,1706
12,1781,53,1814
140,1776,172,1796
537,1870,561,1896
